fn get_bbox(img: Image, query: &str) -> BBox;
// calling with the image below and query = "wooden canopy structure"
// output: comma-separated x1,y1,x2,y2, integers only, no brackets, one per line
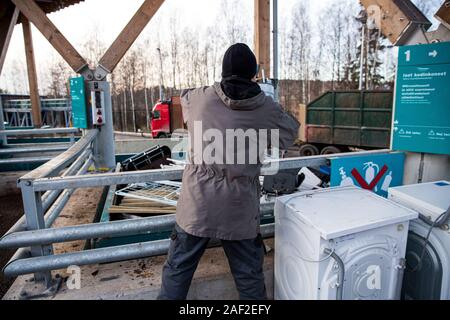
0,0,273,127
360,0,431,45
0,0,86,76
0,0,166,127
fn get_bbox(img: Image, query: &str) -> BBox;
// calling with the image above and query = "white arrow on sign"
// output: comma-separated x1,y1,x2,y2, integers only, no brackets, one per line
429,50,438,58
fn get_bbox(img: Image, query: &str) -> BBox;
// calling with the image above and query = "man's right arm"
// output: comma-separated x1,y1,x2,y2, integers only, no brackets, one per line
180,89,191,124
271,104,300,150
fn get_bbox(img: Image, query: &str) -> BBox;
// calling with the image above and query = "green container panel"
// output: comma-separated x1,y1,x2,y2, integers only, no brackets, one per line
308,92,332,109
363,92,393,109
335,92,360,109
335,110,361,127
306,91,393,148
361,129,391,148
334,128,361,146
362,111,392,128
307,110,333,126
306,126,332,144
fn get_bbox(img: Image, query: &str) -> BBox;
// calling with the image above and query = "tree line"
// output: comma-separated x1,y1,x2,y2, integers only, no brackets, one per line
0,0,442,132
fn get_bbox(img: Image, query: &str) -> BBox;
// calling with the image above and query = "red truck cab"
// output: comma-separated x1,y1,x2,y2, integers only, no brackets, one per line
151,101,171,138
150,96,184,138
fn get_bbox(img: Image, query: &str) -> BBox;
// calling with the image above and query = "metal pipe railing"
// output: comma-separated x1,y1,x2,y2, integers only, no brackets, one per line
3,223,274,277
41,148,93,211
0,156,53,165
0,128,79,136
1,202,275,249
1,147,394,282
19,129,97,181
44,156,93,228
29,149,391,192
5,150,94,236
0,215,176,249
6,137,96,234
3,200,273,249
0,145,69,155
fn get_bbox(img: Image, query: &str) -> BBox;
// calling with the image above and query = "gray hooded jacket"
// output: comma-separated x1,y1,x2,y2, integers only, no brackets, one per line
176,83,299,240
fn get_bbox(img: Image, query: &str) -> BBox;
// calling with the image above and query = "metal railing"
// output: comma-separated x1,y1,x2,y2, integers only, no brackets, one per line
2,98,72,128
0,128,81,167
1,129,97,286
0,145,391,290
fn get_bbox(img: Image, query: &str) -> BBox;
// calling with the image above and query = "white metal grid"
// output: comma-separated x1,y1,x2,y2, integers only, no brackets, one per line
115,181,181,206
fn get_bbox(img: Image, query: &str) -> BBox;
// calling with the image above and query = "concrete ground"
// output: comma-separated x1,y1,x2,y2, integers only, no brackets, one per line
3,239,274,300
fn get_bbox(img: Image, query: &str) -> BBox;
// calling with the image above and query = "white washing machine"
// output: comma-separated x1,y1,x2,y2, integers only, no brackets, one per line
388,181,450,300
274,187,418,300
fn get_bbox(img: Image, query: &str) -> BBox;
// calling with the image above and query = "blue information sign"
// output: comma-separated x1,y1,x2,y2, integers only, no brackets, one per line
330,152,405,198
392,42,450,155
70,76,88,129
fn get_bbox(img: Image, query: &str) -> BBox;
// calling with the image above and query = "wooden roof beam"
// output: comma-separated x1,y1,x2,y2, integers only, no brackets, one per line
0,5,20,75
95,0,165,80
436,1,450,30
22,17,42,127
11,0,90,77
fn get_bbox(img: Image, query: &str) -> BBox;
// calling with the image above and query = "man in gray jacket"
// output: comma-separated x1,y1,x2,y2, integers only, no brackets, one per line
158,43,299,300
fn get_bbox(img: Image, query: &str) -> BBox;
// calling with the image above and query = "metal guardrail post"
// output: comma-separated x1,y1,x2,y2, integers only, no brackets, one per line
88,81,116,170
0,96,6,146
20,182,53,287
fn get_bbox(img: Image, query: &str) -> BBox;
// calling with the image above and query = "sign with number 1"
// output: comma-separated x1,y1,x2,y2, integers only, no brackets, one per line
392,42,450,155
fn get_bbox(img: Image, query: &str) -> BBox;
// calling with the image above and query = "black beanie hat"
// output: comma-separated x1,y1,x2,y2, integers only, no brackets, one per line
221,43,258,80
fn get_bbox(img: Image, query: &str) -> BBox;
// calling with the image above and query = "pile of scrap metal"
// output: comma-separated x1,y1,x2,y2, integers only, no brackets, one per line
120,145,172,171
111,144,330,221
261,166,329,196
110,145,182,220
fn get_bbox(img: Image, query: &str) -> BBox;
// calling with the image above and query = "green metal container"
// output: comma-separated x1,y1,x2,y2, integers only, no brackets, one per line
306,90,393,149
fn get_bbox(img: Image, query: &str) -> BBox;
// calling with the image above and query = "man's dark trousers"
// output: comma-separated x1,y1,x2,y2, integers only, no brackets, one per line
158,223,267,300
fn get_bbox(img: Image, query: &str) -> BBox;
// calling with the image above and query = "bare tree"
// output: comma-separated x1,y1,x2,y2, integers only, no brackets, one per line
48,57,73,97
80,26,106,68
169,11,180,90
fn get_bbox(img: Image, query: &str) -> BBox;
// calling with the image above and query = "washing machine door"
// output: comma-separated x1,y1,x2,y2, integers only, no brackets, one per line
402,231,443,300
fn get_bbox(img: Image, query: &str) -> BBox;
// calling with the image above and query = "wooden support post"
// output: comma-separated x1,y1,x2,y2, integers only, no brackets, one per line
254,0,271,79
97,0,165,76
0,4,20,75
11,0,88,74
22,18,42,127
436,1,450,30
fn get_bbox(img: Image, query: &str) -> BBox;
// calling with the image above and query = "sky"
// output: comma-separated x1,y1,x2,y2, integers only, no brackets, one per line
0,0,329,92
0,0,440,93
0,0,243,91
